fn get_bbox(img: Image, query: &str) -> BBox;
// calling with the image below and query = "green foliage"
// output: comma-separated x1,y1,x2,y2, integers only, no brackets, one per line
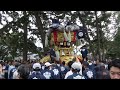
0,11,40,60
0,11,119,60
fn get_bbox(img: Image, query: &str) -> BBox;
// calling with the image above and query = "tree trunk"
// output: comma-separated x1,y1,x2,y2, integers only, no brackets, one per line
23,11,28,61
100,22,105,61
34,11,47,54
95,11,101,61
101,34,106,61
77,11,96,60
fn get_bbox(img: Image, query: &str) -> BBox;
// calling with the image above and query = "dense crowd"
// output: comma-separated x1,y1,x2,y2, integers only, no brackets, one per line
0,57,120,79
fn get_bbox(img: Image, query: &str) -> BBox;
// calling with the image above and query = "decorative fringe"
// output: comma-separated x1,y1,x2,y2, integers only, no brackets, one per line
68,31,71,42
73,25,79,30
71,25,75,31
50,24,59,29
63,30,68,41
71,51,74,56
47,29,51,36
58,25,65,31
66,25,74,31
45,34,48,47
62,50,65,56
77,39,81,46
65,25,68,31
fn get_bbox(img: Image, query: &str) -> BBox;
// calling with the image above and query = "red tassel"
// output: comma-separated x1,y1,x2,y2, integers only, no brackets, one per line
73,31,76,42
53,30,57,43
64,35,65,41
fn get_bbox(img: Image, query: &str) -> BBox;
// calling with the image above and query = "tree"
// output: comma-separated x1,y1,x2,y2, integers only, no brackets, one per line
0,11,117,61
23,11,28,61
111,27,120,58
0,11,39,60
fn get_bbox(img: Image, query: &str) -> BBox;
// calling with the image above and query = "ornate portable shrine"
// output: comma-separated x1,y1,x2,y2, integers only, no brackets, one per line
40,20,84,64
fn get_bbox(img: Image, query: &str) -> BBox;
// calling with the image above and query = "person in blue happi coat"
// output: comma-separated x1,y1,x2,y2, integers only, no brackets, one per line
29,63,46,79
82,61,96,79
66,62,85,79
52,60,62,79
41,62,54,79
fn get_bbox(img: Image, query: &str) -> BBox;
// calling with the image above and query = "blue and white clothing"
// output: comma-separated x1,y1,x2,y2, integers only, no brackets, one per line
81,48,88,58
41,68,54,79
66,72,85,79
29,71,46,79
8,65,15,79
13,70,19,79
41,64,45,70
4,64,9,79
50,19,60,29
83,68,95,79
9,67,17,79
64,70,73,79
60,65,69,79
88,63,95,71
52,64,62,79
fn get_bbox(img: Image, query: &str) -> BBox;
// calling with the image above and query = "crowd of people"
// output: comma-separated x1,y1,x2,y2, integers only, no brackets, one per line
0,56,120,79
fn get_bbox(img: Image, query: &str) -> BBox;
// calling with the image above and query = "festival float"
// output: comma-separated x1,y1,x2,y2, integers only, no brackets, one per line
40,19,86,64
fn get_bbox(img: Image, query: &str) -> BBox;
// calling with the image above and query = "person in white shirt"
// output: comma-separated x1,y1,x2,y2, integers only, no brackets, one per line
8,60,15,79
65,61,74,79
66,62,85,79
13,70,19,79
65,70,73,79
65,56,83,79
13,62,20,79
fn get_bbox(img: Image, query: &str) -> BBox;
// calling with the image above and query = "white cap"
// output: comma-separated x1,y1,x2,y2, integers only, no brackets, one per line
71,62,81,70
45,62,52,67
33,63,41,69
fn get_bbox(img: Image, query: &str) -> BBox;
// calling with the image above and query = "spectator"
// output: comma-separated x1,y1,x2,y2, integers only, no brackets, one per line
64,61,74,79
29,63,45,79
17,65,30,79
60,61,69,79
41,62,54,79
8,60,15,79
4,61,9,79
108,59,120,79
66,62,85,79
94,63,109,79
0,63,5,79
82,61,95,79
52,60,62,79
13,62,21,79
